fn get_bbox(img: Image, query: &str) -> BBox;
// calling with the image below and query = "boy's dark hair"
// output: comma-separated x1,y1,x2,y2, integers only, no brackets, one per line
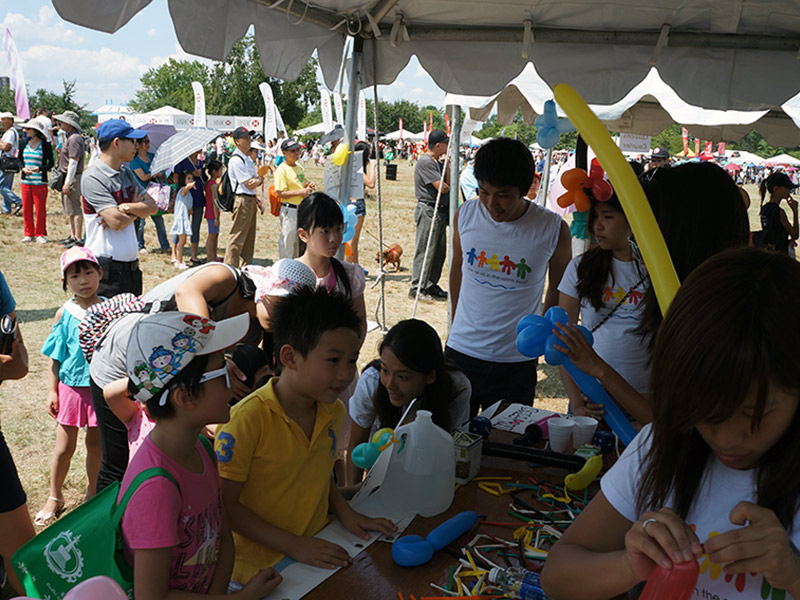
271,287,360,358
99,138,113,152
62,260,100,291
473,137,534,197
176,170,192,188
229,343,269,390
127,353,210,420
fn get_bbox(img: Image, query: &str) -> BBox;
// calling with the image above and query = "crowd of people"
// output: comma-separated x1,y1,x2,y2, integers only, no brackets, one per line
1,112,800,600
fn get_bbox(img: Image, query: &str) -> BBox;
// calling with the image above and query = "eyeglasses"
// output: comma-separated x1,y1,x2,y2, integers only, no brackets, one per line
199,366,230,389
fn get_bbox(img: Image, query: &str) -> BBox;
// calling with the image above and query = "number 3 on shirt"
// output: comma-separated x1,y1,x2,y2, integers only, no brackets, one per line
216,431,235,463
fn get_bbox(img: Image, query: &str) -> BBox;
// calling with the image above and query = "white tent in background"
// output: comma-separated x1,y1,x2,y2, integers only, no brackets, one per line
144,106,191,117
91,104,133,121
726,150,766,165
382,129,424,141
765,153,800,166
294,122,327,135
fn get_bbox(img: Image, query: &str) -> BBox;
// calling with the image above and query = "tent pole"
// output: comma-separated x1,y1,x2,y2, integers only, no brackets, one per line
370,38,388,333
447,105,461,331
338,36,363,209
540,147,553,207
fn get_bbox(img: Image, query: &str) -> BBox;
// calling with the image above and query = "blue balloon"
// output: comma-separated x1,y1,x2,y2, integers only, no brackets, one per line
516,319,551,357
343,224,355,243
392,512,477,567
537,128,560,150
545,305,569,325
515,311,637,446
535,99,574,149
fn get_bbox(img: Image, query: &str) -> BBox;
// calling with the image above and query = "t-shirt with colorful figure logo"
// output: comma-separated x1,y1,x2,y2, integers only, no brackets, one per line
558,255,651,394
448,198,563,362
602,424,800,600
214,377,345,583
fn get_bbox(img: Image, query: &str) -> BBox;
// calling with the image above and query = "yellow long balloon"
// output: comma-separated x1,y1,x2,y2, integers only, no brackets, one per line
553,84,680,316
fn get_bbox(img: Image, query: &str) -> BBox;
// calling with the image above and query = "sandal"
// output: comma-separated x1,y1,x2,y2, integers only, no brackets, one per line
34,497,64,527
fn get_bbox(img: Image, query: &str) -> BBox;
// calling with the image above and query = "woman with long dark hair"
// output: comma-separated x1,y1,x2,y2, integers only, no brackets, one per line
18,116,54,243
543,248,800,600
757,171,798,254
345,319,470,485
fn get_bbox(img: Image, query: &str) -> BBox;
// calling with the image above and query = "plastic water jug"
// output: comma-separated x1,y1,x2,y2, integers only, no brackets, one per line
379,410,455,518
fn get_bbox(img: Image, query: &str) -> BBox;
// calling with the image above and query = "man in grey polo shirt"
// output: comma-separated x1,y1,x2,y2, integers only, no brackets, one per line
410,129,450,300
224,126,263,266
81,119,156,297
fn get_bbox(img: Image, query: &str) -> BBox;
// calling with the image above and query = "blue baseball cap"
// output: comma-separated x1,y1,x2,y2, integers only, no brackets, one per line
97,119,147,142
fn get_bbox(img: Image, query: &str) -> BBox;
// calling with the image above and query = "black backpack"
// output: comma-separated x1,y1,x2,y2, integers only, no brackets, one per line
216,154,243,213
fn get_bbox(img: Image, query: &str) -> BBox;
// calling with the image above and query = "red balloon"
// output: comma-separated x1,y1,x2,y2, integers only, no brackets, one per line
640,560,699,600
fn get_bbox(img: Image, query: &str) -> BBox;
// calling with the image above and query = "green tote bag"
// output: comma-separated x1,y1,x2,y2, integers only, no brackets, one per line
13,467,177,599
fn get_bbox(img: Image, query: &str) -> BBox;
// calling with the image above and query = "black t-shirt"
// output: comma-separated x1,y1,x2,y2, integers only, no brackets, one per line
759,202,790,253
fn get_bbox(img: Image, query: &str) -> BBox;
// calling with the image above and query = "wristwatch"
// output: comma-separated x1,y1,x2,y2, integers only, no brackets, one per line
119,203,132,214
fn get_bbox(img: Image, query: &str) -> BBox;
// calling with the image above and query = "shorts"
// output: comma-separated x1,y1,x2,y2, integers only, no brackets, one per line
350,197,366,217
61,173,82,216
207,218,220,235
0,426,26,512
56,382,97,428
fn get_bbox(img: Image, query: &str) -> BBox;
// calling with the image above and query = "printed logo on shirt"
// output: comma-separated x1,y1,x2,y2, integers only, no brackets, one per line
602,285,643,306
464,247,533,289
216,431,235,463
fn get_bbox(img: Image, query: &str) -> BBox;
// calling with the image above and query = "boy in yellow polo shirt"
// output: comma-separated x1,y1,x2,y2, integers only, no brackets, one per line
216,288,396,587
274,138,314,259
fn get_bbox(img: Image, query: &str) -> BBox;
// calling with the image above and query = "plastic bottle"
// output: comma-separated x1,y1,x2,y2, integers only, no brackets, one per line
488,566,549,600
379,410,455,518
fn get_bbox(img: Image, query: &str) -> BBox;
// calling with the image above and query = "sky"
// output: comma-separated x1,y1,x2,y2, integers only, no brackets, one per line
0,0,447,115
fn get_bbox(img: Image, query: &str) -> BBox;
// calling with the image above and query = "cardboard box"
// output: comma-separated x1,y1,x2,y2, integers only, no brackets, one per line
453,431,483,484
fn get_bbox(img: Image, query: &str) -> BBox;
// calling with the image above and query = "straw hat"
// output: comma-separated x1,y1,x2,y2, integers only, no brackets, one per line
20,116,48,138
53,110,82,131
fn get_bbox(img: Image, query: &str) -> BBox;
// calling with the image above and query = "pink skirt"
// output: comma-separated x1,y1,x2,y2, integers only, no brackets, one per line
56,382,97,428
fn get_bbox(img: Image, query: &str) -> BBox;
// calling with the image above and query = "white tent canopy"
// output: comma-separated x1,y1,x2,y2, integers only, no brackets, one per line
294,122,327,135
382,129,424,141
144,106,191,117
445,64,800,146
764,153,800,166
54,0,800,112
725,150,766,165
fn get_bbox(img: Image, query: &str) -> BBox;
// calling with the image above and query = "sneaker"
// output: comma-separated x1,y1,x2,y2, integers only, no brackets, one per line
425,284,448,300
36,236,47,244
63,238,81,248
20,236,33,243
408,287,432,301
175,262,189,270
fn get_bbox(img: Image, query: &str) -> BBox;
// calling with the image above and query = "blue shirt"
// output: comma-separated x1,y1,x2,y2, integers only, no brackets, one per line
0,271,15,316
41,300,92,387
130,151,154,188
174,157,205,208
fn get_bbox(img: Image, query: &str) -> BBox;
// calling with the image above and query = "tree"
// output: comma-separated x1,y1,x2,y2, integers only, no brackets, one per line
130,59,209,114
131,36,320,130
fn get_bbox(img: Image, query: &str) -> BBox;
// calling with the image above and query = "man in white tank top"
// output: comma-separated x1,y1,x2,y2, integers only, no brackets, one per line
445,138,572,416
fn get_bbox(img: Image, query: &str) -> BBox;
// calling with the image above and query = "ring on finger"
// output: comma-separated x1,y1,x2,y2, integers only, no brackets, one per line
642,518,658,535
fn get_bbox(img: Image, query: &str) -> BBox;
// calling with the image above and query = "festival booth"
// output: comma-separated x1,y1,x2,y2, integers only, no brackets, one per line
126,105,264,133
49,3,800,599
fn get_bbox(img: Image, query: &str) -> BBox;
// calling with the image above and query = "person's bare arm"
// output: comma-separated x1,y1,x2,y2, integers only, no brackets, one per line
242,176,263,191
97,206,137,230
543,220,572,313
363,160,377,189
449,206,463,316
276,187,310,199
173,264,237,318
352,293,367,341
431,180,450,194
103,377,138,424
556,292,596,416
779,197,799,239
132,168,152,183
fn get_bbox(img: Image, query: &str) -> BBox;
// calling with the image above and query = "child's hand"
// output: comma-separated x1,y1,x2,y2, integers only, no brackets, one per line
704,502,800,592
288,536,351,569
239,568,282,600
624,508,703,582
339,507,397,540
552,323,607,380
225,357,252,401
572,394,605,419
47,390,59,419
186,180,196,191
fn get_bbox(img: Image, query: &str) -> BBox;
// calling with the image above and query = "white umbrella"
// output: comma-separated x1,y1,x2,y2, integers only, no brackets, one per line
150,127,221,174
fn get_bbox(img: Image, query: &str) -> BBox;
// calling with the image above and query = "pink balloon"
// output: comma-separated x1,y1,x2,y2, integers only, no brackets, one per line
64,576,128,600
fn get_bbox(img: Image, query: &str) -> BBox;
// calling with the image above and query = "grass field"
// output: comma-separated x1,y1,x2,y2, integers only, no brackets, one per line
0,161,764,527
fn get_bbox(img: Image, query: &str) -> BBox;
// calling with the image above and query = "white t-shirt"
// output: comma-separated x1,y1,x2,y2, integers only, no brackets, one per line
227,148,256,196
349,366,471,436
448,199,563,362
1,127,18,157
602,424,800,600
558,255,651,393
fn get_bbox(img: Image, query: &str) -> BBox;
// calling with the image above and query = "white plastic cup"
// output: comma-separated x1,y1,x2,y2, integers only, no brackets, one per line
572,416,599,448
547,417,574,453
